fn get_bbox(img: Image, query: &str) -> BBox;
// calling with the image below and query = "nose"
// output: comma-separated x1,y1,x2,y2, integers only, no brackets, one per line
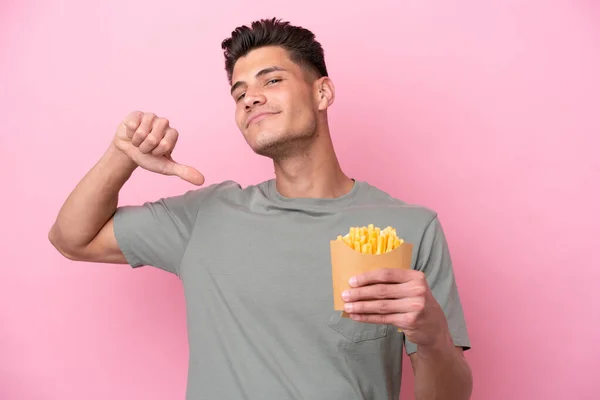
243,89,266,110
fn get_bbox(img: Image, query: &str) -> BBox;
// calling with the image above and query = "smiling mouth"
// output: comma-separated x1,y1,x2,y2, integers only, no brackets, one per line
247,112,278,127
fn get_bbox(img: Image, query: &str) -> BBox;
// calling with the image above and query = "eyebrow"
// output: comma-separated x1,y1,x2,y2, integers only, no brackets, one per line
230,66,288,95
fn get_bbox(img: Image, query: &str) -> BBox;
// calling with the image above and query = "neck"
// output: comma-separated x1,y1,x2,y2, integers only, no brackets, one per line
272,125,354,199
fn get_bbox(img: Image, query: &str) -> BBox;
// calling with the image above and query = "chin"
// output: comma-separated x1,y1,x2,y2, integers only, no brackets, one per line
247,132,286,157
247,129,315,161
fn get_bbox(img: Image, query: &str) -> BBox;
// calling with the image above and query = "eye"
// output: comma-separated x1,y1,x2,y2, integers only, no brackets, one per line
266,78,281,85
236,93,245,102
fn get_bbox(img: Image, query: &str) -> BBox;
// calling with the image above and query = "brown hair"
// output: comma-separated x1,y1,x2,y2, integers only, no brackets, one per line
221,18,329,84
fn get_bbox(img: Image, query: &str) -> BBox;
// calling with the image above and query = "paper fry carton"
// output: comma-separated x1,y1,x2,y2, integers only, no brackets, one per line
330,234,413,319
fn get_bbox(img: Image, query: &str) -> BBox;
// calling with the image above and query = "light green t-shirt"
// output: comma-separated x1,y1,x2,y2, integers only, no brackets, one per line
113,179,471,399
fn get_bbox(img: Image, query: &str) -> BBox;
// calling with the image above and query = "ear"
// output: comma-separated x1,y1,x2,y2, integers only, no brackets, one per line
314,77,335,111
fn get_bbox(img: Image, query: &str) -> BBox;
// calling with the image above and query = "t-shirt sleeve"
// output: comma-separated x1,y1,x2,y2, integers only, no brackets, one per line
404,215,471,355
112,188,208,276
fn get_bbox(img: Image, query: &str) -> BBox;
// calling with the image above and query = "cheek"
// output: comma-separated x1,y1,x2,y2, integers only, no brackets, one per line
290,101,315,126
234,107,245,129
292,92,315,115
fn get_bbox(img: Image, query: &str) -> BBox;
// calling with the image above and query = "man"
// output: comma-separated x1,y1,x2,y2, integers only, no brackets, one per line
49,17,472,400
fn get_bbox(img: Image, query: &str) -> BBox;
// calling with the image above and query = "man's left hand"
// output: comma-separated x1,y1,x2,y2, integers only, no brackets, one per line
341,268,449,347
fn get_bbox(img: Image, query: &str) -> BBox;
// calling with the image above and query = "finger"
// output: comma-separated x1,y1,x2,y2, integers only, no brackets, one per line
343,283,401,302
138,117,169,154
161,159,205,186
344,297,424,315
131,113,156,147
343,280,425,302
348,313,397,325
151,127,178,157
350,268,423,288
349,312,417,330
122,111,143,134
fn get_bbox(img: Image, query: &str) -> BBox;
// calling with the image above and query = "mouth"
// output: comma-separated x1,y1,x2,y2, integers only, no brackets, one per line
247,111,279,127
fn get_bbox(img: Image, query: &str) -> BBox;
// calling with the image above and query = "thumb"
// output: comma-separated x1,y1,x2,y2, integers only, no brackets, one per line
162,158,205,186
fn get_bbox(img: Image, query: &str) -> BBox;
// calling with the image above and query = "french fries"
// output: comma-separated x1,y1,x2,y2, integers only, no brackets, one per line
336,224,404,255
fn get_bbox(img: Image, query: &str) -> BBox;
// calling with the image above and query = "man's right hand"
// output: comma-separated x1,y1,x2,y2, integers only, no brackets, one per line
113,111,205,186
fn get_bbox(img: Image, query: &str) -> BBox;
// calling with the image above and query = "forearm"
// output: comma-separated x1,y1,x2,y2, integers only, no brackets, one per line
413,333,473,400
49,144,137,251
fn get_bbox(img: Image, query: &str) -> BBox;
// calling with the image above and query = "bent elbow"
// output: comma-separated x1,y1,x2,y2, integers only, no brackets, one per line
48,226,81,261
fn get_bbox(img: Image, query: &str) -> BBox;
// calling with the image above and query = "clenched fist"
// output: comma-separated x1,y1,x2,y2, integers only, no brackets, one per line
113,111,205,185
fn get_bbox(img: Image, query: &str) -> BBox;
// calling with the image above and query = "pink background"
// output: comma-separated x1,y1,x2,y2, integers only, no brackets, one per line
1,0,599,399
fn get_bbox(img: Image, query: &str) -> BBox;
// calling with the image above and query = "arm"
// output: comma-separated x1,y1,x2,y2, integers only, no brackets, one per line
409,344,472,400
48,144,136,263
342,215,472,398
348,275,473,400
405,215,472,399
48,111,204,265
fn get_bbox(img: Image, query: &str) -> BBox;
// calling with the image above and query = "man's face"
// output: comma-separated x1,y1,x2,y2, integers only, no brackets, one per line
230,46,322,160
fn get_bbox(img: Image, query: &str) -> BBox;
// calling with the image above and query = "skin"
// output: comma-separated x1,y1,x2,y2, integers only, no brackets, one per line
230,46,354,199
48,44,472,399
344,268,473,400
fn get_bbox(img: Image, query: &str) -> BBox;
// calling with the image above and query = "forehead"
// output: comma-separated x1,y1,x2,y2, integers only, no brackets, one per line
231,46,299,82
